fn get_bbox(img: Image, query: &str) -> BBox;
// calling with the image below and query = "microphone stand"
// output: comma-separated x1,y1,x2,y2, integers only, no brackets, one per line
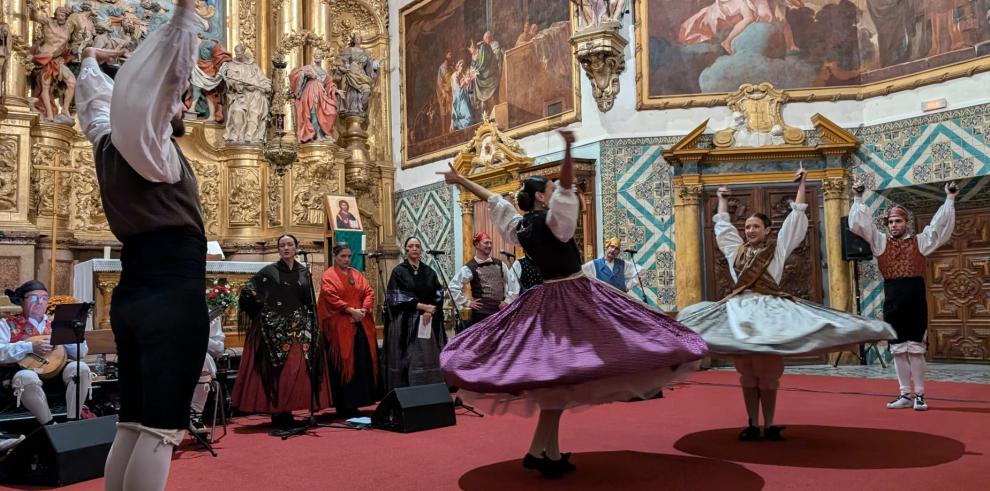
625,250,649,304
277,251,365,440
425,251,482,418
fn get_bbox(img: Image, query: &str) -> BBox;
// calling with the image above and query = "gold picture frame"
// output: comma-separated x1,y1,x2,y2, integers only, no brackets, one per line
323,194,363,232
634,0,990,110
398,0,582,168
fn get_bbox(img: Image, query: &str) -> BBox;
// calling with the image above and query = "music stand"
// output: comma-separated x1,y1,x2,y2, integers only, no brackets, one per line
49,302,94,421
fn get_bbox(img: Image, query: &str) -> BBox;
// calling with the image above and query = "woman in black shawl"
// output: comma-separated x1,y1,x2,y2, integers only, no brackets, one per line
383,237,447,392
232,234,331,429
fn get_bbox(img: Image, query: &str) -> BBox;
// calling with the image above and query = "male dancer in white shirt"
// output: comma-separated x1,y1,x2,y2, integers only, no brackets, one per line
75,2,209,489
848,179,957,411
449,232,519,331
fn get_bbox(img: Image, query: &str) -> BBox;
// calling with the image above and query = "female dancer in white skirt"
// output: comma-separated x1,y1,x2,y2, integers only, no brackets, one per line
678,165,894,441
438,130,708,477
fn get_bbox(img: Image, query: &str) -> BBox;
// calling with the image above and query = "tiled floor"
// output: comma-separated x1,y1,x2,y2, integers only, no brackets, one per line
715,363,990,384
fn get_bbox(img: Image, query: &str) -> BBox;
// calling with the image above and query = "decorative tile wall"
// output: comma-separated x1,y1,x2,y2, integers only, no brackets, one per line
600,137,682,310
394,182,455,277
851,103,990,321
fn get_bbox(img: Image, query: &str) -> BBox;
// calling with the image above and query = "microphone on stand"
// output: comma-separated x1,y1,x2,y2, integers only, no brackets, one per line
499,251,516,258
363,251,385,258
623,249,638,254
426,250,446,256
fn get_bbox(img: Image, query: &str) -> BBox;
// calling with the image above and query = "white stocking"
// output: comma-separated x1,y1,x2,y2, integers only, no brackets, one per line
190,376,211,414
908,353,926,395
121,432,175,491
528,409,559,458
104,426,140,491
543,409,563,460
892,353,912,395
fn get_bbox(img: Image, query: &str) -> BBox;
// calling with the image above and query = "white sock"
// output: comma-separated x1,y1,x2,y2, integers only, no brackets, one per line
18,384,53,425
892,353,912,395
190,377,211,414
908,353,926,395
543,409,563,460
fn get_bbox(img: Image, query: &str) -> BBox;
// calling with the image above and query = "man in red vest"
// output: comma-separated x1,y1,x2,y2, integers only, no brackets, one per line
849,179,958,411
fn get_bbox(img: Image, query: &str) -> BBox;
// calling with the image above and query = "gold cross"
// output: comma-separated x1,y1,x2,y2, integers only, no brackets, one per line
35,152,79,295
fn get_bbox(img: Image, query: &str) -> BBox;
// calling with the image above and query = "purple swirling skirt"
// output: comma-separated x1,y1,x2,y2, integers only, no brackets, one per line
440,274,709,416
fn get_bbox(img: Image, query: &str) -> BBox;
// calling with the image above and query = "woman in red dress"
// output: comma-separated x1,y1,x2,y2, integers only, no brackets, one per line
317,243,381,417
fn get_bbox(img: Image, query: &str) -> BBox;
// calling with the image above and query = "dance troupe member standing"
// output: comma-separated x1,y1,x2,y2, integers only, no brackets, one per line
849,178,957,410
439,130,708,478
678,165,895,441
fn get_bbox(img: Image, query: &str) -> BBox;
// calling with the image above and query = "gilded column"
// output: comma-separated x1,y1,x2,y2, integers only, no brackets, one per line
673,181,703,310
823,175,851,311
3,0,30,106
221,146,265,238
461,197,474,266
379,162,398,250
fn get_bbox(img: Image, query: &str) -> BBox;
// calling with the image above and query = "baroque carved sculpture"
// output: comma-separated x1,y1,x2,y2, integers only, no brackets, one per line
713,83,805,148
223,45,271,144
570,18,627,112
27,1,76,124
289,47,338,143
188,36,232,122
334,31,379,119
574,0,627,29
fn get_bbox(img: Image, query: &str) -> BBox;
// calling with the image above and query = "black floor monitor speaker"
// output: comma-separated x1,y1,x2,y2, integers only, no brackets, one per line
371,383,456,433
0,415,118,486
841,216,874,261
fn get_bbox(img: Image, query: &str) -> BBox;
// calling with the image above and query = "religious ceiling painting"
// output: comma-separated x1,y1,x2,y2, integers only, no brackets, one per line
637,0,990,108
400,0,580,167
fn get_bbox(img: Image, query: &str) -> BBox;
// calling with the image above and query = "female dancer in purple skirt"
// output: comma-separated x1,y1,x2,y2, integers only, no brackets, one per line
438,130,708,478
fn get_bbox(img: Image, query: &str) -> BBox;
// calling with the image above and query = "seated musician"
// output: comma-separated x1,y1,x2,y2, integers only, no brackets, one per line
0,280,92,424
189,313,225,434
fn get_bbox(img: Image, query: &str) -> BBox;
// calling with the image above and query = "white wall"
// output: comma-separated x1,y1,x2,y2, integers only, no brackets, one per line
389,2,990,191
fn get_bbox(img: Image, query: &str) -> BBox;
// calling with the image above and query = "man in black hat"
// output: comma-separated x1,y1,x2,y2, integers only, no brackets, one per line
1,280,92,425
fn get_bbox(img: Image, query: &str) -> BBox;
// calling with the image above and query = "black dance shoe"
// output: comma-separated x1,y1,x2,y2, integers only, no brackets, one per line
763,425,786,441
537,455,573,479
738,425,761,441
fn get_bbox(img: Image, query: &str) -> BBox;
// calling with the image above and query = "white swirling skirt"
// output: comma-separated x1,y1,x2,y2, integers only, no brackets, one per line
677,291,896,356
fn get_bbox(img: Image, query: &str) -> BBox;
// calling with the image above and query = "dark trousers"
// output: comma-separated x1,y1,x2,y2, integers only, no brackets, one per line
112,232,209,430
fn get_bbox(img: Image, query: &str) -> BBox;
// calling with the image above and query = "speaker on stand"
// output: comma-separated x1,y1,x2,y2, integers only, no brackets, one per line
837,217,886,368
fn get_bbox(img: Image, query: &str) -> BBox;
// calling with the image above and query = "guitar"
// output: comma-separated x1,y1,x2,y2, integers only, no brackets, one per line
17,335,68,380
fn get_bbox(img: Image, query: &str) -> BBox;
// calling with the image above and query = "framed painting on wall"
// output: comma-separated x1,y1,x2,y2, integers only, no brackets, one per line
399,0,581,167
636,0,990,109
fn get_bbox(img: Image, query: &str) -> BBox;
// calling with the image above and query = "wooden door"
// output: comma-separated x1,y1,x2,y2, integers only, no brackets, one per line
702,184,825,363
920,208,990,362
702,185,824,302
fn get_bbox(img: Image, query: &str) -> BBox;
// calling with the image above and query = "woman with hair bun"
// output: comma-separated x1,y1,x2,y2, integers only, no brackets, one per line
438,130,708,479
678,164,894,442
232,234,332,430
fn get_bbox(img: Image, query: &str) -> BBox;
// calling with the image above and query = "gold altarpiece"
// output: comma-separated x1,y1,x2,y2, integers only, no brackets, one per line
0,0,397,341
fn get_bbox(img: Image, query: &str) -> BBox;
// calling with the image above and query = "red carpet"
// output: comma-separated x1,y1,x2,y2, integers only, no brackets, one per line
3,370,988,490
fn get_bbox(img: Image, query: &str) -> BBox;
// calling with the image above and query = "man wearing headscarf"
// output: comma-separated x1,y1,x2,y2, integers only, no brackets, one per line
1,280,92,426
449,232,519,332
849,180,958,411
582,237,642,293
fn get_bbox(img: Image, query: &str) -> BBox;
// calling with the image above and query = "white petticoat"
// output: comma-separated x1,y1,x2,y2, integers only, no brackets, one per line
456,361,700,417
677,291,896,356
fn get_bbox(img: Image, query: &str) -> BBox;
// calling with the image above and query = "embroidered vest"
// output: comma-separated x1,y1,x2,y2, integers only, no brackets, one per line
516,211,582,280
467,259,506,314
877,236,926,279
730,239,790,298
4,315,50,343
593,257,627,291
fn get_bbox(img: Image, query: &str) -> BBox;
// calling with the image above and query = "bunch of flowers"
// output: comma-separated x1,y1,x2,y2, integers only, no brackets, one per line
46,295,78,316
205,279,237,310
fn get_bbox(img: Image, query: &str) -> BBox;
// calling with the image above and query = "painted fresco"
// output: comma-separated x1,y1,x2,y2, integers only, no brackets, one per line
641,0,990,105
401,0,577,166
